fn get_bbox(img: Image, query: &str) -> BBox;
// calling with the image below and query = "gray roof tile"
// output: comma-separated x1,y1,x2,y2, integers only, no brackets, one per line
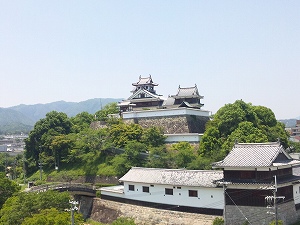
132,76,158,86
119,167,223,187
213,142,300,168
172,85,203,98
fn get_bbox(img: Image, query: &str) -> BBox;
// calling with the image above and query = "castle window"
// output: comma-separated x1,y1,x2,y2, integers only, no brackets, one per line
129,185,135,191
189,190,198,197
143,186,149,193
165,188,173,195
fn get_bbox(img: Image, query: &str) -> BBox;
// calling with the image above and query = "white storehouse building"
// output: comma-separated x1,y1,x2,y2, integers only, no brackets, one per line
100,167,224,215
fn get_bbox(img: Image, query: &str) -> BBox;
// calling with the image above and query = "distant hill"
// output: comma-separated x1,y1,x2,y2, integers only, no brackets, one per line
0,108,35,134
0,98,122,134
279,119,298,128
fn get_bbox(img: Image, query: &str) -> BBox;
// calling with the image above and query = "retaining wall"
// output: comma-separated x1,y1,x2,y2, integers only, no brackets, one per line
89,198,219,225
124,115,209,134
225,201,300,225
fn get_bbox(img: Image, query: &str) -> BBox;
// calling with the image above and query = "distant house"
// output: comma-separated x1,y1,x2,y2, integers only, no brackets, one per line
213,142,300,225
291,120,300,137
101,167,224,215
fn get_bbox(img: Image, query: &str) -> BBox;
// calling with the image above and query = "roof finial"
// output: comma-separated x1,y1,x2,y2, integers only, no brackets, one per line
277,138,280,143
139,75,141,79
234,139,238,145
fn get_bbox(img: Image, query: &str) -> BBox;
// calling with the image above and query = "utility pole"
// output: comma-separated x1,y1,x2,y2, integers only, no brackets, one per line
217,181,231,225
23,153,26,184
265,175,285,225
223,183,227,225
69,200,79,225
39,146,42,180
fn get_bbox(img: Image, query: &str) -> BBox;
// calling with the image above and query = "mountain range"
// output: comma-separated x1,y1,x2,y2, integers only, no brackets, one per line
0,98,122,134
0,98,298,134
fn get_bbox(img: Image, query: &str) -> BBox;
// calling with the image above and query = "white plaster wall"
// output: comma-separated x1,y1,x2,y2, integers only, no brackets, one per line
101,190,124,198
123,182,224,209
293,184,300,204
122,108,210,119
164,133,202,143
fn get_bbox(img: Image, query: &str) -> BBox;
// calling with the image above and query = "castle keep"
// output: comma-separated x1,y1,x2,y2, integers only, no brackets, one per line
118,75,210,143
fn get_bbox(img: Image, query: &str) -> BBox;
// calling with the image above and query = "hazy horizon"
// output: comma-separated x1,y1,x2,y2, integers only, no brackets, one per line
1,1,299,119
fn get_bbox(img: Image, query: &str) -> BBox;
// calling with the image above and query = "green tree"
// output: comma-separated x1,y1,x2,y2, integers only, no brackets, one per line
200,100,289,156
171,142,197,168
94,102,119,121
108,123,143,148
141,126,166,147
147,146,172,168
221,121,268,154
21,208,84,225
0,173,20,208
25,111,72,174
0,191,70,225
111,141,147,176
70,112,94,133
290,141,300,152
187,156,213,170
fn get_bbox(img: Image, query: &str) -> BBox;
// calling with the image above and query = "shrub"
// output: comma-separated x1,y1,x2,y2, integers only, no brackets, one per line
213,217,224,225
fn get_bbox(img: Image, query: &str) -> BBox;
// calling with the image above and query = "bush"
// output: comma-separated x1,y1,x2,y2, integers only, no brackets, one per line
269,220,283,225
96,190,101,198
213,217,224,225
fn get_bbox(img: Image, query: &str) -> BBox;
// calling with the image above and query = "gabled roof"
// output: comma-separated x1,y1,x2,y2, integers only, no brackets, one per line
127,88,162,101
119,167,223,188
212,142,300,168
172,84,203,99
132,75,158,86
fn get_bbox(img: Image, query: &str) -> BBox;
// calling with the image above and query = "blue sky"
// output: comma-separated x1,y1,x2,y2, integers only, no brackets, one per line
0,1,299,119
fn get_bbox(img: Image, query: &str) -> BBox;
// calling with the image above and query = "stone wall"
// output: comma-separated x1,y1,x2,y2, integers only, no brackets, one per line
225,201,300,225
124,115,209,134
90,198,219,225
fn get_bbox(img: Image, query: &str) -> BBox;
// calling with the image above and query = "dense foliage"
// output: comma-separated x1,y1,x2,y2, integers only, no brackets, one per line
199,100,289,161
21,208,83,225
0,191,72,225
23,103,170,177
0,172,20,209
22,100,291,179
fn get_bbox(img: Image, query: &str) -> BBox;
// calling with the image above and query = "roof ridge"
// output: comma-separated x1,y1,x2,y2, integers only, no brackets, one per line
131,167,222,173
235,142,279,146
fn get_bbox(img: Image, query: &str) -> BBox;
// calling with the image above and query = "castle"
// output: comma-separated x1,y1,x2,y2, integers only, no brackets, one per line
118,75,210,143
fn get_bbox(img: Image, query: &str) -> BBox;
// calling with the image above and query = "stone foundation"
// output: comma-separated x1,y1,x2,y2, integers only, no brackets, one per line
225,201,300,225
90,198,219,225
124,115,209,134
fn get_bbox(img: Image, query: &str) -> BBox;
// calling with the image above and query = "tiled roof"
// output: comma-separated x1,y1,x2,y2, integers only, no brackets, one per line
119,167,223,187
172,85,203,98
132,75,158,86
213,142,300,168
